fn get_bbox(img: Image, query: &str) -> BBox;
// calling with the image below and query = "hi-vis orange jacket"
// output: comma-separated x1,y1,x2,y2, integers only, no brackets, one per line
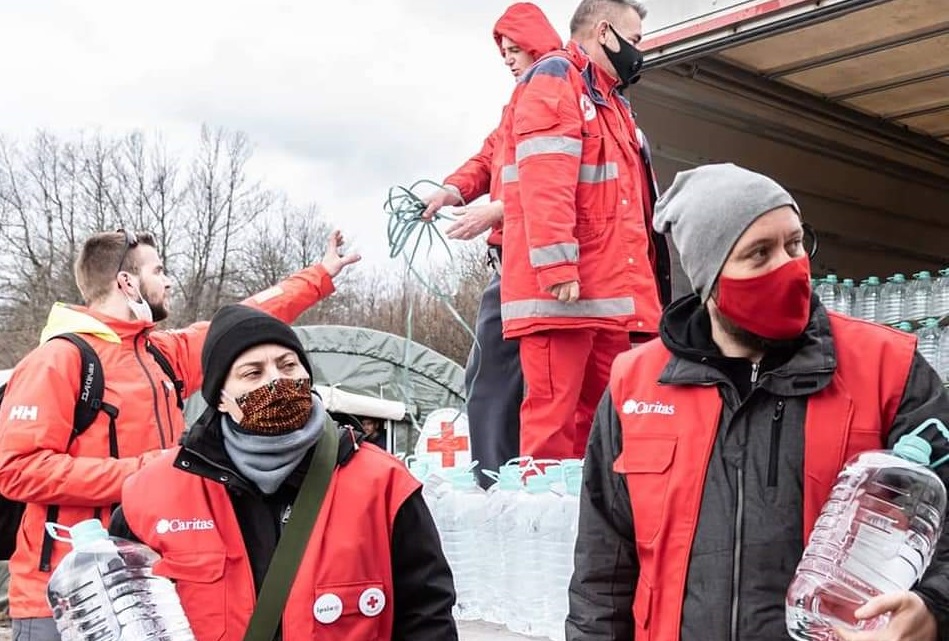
0,265,335,619
121,445,419,641
442,2,562,247
498,41,664,338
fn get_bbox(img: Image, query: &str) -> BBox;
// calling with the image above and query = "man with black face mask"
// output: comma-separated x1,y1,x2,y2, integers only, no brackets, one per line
567,163,949,641
497,0,671,463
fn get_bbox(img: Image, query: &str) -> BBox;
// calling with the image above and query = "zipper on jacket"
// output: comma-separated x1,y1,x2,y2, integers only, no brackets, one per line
134,333,167,449
731,466,745,641
750,362,760,385
161,382,177,442
767,400,786,487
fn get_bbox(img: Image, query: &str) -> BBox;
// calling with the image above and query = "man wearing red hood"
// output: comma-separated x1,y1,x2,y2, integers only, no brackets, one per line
424,2,562,486
497,0,671,462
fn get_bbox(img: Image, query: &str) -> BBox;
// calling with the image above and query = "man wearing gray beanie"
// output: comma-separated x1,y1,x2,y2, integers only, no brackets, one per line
567,163,949,641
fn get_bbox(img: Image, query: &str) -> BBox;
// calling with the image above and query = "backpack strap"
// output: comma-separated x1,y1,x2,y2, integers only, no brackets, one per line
38,333,120,572
145,340,185,410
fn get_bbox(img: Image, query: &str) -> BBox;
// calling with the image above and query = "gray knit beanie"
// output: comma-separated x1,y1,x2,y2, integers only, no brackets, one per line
653,163,800,301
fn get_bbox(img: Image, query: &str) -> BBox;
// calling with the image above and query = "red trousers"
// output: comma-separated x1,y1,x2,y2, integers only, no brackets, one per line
518,328,632,460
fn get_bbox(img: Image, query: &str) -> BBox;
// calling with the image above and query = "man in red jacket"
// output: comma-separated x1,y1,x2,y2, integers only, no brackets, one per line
0,228,359,640
498,0,668,461
424,3,562,485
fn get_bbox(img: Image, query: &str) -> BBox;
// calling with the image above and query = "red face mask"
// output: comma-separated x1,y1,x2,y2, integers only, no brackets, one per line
715,256,813,340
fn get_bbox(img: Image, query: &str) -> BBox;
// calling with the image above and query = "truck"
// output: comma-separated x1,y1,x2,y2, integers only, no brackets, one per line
636,0,948,281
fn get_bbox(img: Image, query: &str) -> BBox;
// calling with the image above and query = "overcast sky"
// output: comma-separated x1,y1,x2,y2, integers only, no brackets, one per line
0,0,673,266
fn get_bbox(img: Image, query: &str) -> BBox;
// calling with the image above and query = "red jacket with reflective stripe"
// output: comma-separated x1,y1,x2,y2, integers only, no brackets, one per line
443,2,562,247
121,444,420,641
0,265,336,618
608,313,915,641
498,42,662,338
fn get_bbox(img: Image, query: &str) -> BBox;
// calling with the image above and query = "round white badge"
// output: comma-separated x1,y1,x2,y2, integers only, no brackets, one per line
358,587,386,618
313,593,343,624
580,94,597,121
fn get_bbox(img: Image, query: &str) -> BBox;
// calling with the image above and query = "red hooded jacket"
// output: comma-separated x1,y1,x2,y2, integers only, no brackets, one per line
442,3,562,246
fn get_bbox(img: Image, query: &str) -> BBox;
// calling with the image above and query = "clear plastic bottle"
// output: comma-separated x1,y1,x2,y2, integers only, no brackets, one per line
916,318,941,371
815,276,837,312
786,422,948,640
935,268,949,319
546,461,584,641
839,278,856,316
46,519,196,641
480,459,528,625
437,469,487,622
880,274,908,325
508,472,560,637
859,277,883,323
907,271,935,322
938,325,949,384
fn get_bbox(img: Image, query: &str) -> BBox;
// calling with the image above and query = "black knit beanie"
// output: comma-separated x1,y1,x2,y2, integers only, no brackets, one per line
201,305,313,406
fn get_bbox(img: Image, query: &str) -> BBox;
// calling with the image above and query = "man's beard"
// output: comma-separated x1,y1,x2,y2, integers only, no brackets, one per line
710,305,797,354
143,290,169,323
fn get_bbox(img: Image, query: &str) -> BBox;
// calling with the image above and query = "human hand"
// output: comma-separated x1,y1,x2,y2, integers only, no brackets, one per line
320,229,362,278
421,186,463,220
834,592,937,641
548,280,580,303
446,201,504,240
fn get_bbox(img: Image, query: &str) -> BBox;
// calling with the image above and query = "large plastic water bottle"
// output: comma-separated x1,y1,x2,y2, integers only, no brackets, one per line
481,459,530,625
437,469,488,622
917,318,942,371
935,268,949,319
509,471,562,637
881,274,908,325
907,272,935,322
46,519,196,641
815,276,839,312
938,325,949,384
546,461,584,641
840,278,856,317
859,277,883,323
785,420,948,640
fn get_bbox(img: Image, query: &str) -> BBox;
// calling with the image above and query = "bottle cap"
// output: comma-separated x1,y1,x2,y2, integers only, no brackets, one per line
893,434,932,465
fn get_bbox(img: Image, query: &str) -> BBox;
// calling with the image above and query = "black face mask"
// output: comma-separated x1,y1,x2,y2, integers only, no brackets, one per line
602,23,644,89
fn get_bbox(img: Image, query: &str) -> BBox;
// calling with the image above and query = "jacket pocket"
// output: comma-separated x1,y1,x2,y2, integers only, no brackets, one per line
309,581,387,641
613,436,676,544
153,550,227,641
633,574,653,641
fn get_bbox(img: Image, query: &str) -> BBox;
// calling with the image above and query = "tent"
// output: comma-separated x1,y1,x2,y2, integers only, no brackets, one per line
184,324,467,456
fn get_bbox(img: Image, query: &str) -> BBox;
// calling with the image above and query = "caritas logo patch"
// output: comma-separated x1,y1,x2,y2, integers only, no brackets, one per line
622,399,676,416
155,518,215,535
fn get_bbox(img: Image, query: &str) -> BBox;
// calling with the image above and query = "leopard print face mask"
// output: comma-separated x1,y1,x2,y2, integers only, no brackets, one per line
235,377,313,435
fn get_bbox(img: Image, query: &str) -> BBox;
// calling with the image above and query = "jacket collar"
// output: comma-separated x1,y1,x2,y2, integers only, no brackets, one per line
657,294,836,397
174,407,362,495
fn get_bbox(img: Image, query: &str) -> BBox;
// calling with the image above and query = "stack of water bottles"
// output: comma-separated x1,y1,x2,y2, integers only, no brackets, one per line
815,268,949,383
786,418,948,639
406,455,583,640
44,519,195,641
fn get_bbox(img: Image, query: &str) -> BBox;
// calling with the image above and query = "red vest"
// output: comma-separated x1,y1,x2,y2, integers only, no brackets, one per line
122,443,420,641
609,313,916,641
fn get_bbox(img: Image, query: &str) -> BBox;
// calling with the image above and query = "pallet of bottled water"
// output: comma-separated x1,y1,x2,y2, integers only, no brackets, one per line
815,268,949,383
406,456,582,640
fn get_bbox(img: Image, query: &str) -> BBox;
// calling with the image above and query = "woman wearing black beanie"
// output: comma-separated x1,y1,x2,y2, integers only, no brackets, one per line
110,305,458,641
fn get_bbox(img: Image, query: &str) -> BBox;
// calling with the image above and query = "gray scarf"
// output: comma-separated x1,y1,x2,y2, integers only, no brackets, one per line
221,394,326,495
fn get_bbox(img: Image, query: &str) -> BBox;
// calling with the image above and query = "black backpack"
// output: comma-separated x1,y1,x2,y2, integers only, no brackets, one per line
0,333,183,567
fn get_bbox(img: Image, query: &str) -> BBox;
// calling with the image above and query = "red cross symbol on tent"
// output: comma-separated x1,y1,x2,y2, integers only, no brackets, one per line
426,421,469,467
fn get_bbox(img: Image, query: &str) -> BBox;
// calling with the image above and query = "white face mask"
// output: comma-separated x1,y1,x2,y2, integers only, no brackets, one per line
120,274,153,323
